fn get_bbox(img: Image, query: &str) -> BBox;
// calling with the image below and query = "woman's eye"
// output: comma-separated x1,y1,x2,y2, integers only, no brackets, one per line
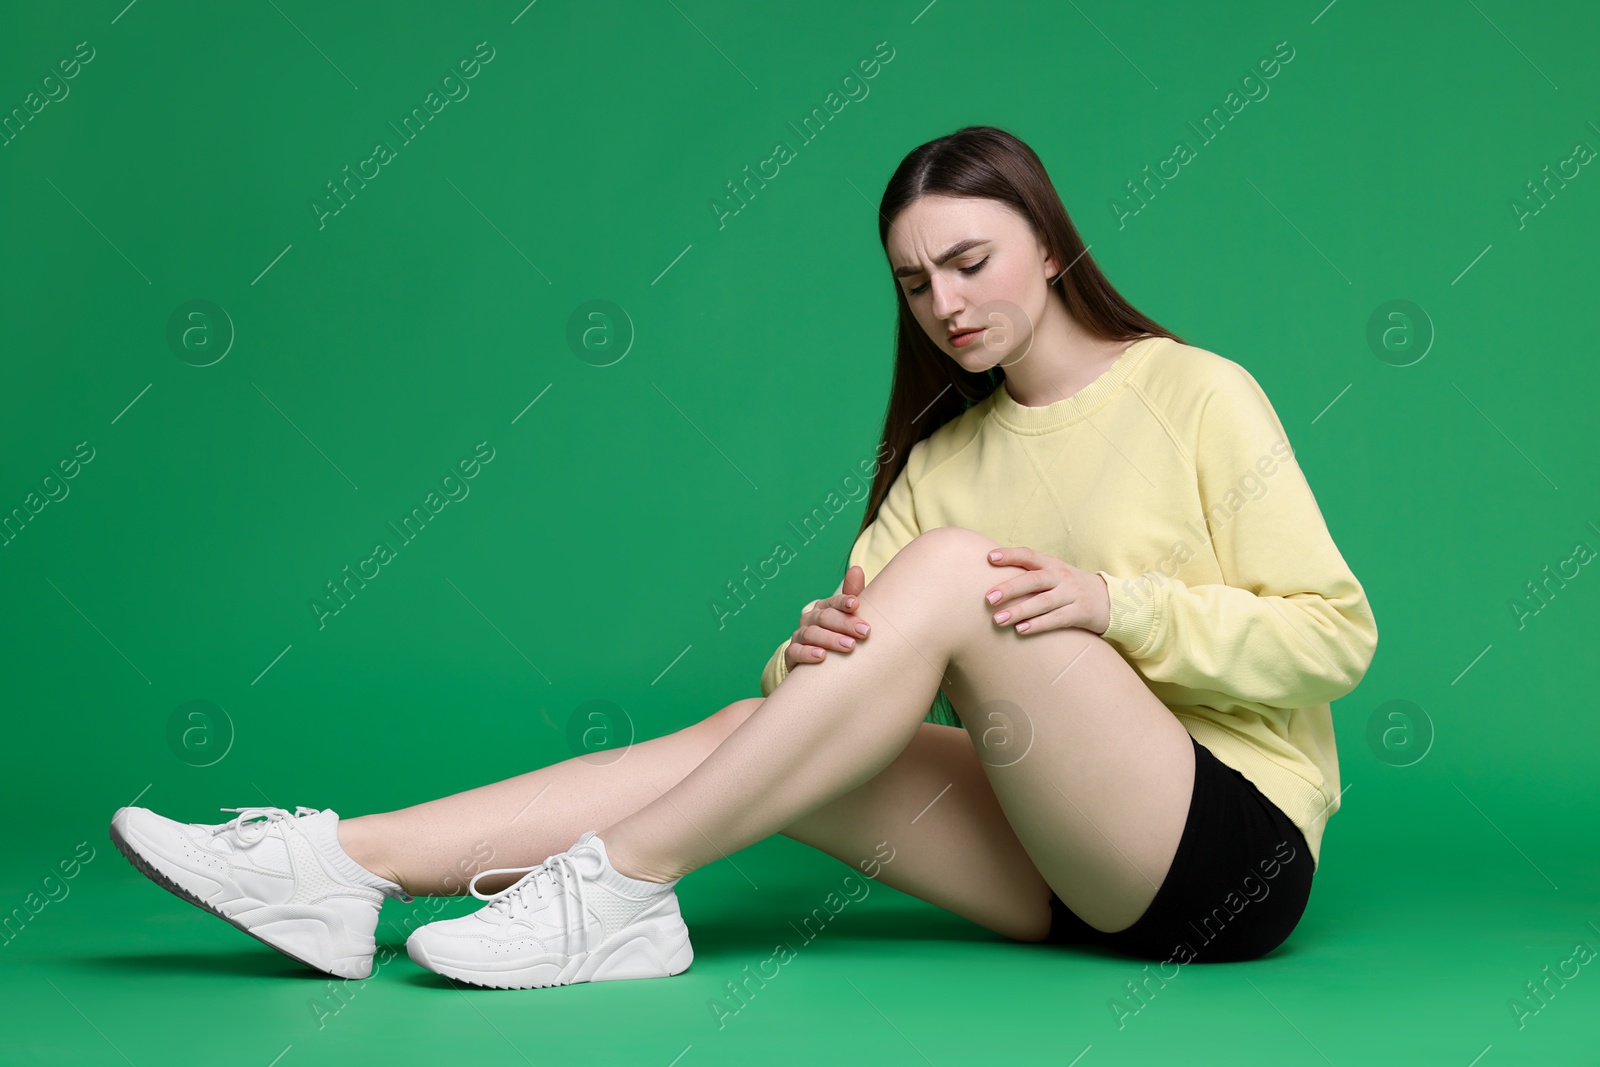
907,256,989,296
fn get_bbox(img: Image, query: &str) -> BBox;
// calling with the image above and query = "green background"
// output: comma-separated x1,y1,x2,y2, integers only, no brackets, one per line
3,0,1596,1063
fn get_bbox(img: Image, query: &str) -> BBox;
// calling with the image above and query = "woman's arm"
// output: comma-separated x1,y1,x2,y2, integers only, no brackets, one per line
1093,362,1379,710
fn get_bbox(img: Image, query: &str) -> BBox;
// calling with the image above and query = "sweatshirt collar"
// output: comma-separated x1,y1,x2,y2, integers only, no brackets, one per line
986,335,1164,434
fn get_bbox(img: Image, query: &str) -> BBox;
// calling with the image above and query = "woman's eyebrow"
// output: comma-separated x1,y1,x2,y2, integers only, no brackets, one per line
892,238,990,278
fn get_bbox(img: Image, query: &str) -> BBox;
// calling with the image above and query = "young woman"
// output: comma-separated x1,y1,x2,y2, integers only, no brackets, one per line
109,125,1378,988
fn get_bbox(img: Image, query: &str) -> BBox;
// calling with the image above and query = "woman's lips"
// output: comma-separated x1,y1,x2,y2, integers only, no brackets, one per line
950,328,983,348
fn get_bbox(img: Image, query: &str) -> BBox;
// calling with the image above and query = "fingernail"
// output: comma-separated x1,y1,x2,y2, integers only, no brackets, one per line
985,590,1000,604
840,636,855,648
846,597,857,608
854,622,870,635
994,611,1010,623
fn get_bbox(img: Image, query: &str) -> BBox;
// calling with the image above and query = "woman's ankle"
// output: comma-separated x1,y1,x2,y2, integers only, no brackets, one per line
337,815,406,889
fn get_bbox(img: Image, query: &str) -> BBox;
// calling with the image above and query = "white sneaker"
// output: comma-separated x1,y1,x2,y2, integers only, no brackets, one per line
109,804,412,979
405,829,693,989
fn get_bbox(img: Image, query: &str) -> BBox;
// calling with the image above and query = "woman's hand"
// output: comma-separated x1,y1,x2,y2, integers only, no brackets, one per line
784,565,871,670
983,546,1111,636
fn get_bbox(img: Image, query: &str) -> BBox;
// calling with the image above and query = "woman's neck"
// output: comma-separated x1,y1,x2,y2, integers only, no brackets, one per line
998,308,1140,408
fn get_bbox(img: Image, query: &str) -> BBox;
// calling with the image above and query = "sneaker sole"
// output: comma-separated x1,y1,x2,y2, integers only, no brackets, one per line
406,927,694,990
108,815,373,980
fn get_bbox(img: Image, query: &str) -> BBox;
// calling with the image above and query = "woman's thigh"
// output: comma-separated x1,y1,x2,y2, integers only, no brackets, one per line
1045,733,1315,963
894,526,1196,934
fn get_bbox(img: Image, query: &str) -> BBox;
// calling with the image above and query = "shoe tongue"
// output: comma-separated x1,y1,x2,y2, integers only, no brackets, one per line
569,832,606,878
293,808,340,852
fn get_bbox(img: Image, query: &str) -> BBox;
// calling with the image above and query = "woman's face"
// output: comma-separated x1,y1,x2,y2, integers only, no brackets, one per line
886,194,1059,374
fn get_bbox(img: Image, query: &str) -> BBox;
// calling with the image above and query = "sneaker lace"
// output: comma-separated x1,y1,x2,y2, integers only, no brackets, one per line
468,853,592,952
212,805,318,846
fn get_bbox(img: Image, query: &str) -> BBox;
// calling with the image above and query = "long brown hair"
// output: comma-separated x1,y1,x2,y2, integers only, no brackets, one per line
856,125,1187,550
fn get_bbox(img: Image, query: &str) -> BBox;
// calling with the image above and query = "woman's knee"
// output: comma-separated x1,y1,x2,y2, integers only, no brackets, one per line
903,525,1001,565
881,526,1038,634
870,527,1002,603
900,526,1034,594
901,527,1108,642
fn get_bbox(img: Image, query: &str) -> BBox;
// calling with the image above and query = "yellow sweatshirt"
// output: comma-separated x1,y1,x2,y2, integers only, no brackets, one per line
758,335,1378,870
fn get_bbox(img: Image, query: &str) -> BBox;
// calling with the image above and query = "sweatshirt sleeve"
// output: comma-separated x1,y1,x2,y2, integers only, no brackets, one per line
759,440,926,697
1092,363,1378,711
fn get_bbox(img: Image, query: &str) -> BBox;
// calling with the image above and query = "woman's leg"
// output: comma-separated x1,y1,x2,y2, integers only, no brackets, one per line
338,697,1059,940
775,711,1058,942
601,526,1196,933
337,706,744,897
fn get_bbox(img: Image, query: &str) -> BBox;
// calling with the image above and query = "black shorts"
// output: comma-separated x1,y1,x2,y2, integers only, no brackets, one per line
1045,733,1315,963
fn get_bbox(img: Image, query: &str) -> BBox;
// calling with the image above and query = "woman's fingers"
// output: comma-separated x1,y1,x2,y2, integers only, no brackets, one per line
818,606,869,639
825,592,860,614
788,582,873,672
803,621,858,651
842,564,866,599
802,598,867,633
787,639,828,667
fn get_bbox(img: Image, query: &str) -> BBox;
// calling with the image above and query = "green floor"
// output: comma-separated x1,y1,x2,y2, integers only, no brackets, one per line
5,827,1594,1065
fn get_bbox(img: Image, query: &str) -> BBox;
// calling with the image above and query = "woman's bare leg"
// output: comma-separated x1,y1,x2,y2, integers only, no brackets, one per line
337,708,738,897
775,712,1058,941
600,525,1195,933
339,698,1058,940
